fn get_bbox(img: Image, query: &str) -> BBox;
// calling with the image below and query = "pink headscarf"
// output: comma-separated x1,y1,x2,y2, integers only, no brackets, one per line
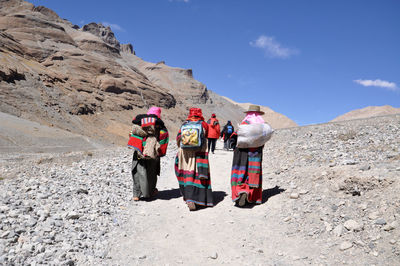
147,106,161,118
242,111,265,124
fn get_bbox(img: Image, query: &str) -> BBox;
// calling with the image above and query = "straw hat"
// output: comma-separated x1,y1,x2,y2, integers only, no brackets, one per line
244,104,265,115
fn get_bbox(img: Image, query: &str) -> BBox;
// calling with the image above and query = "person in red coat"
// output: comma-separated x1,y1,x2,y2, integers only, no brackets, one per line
206,113,220,154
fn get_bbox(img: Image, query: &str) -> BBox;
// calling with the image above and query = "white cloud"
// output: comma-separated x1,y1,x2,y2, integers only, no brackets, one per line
354,79,398,91
250,35,298,59
102,22,125,32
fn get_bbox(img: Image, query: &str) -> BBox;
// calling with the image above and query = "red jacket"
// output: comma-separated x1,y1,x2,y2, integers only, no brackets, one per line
206,118,220,139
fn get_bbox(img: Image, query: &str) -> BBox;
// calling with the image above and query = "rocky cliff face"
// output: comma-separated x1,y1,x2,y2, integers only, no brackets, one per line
0,0,295,145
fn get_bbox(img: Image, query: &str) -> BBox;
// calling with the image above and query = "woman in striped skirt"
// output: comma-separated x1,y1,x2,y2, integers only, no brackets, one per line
175,108,214,211
231,105,265,207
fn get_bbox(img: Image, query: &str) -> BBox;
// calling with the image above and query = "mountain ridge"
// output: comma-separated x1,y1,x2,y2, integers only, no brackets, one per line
0,0,298,146
331,105,400,122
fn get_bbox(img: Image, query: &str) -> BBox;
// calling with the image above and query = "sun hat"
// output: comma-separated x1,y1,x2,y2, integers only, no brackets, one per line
244,104,265,115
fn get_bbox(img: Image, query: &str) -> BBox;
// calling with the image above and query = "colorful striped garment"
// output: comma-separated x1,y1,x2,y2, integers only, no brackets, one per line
175,120,213,207
158,129,169,157
231,119,264,204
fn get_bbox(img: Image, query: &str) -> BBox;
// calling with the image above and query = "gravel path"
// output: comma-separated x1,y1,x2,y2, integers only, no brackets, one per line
1,115,399,265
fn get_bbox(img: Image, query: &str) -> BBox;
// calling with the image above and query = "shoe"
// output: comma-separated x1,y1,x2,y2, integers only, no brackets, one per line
187,201,196,211
151,188,159,197
238,193,247,207
132,197,140,201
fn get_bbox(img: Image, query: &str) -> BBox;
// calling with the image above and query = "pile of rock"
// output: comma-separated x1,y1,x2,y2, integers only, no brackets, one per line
0,147,178,265
263,114,400,264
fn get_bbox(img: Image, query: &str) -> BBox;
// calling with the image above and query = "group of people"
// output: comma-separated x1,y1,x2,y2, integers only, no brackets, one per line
206,113,236,152
128,105,267,211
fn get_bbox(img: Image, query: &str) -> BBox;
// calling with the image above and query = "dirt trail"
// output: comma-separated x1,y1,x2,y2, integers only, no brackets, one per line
110,141,323,265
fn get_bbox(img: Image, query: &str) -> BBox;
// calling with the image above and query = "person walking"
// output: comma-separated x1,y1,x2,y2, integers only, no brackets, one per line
175,108,214,211
128,106,169,201
206,113,220,154
231,105,265,207
221,120,234,150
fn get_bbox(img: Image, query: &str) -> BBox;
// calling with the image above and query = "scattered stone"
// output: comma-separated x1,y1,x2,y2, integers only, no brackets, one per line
299,189,309,195
368,212,380,220
76,188,89,194
344,220,363,231
66,212,81,220
343,160,357,165
333,225,343,237
383,221,397,231
374,218,387,225
209,252,218,259
359,165,371,171
324,222,333,232
340,241,353,251
290,193,299,199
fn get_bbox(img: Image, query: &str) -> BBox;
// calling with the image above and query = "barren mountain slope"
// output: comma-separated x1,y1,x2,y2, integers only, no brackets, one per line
0,0,177,144
0,0,296,147
332,105,400,122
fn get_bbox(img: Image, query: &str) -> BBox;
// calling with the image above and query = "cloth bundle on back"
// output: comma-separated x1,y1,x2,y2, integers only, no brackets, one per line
236,122,273,148
175,107,214,211
128,106,169,201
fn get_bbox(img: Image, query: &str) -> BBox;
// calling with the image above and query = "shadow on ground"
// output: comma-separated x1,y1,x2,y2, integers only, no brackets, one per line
262,185,285,203
213,191,228,206
235,185,285,209
193,191,227,211
151,188,181,201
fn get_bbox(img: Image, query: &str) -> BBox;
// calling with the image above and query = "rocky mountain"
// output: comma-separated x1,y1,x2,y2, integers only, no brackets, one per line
331,105,400,122
0,0,297,147
222,97,298,129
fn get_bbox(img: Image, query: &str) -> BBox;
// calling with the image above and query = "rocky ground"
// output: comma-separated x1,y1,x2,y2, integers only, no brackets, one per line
0,114,399,265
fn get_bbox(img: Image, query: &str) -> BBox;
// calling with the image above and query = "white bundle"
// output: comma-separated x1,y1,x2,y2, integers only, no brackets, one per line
236,123,274,148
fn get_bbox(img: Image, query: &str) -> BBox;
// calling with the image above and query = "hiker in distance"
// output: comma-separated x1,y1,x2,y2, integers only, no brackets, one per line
175,108,214,211
206,113,220,154
221,120,235,150
231,105,273,207
128,107,169,201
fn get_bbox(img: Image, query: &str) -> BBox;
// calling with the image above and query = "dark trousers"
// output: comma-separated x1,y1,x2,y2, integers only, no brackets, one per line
224,139,229,150
131,152,160,198
223,133,232,150
207,138,217,153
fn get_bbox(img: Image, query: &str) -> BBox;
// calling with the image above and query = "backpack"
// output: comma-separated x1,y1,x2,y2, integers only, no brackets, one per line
180,120,205,149
227,125,233,134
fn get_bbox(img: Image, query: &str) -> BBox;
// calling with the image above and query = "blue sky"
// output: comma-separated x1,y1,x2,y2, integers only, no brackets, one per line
30,0,400,125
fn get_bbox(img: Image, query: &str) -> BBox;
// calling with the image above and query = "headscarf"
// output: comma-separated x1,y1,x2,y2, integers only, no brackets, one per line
147,106,161,118
187,107,204,121
242,111,265,124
